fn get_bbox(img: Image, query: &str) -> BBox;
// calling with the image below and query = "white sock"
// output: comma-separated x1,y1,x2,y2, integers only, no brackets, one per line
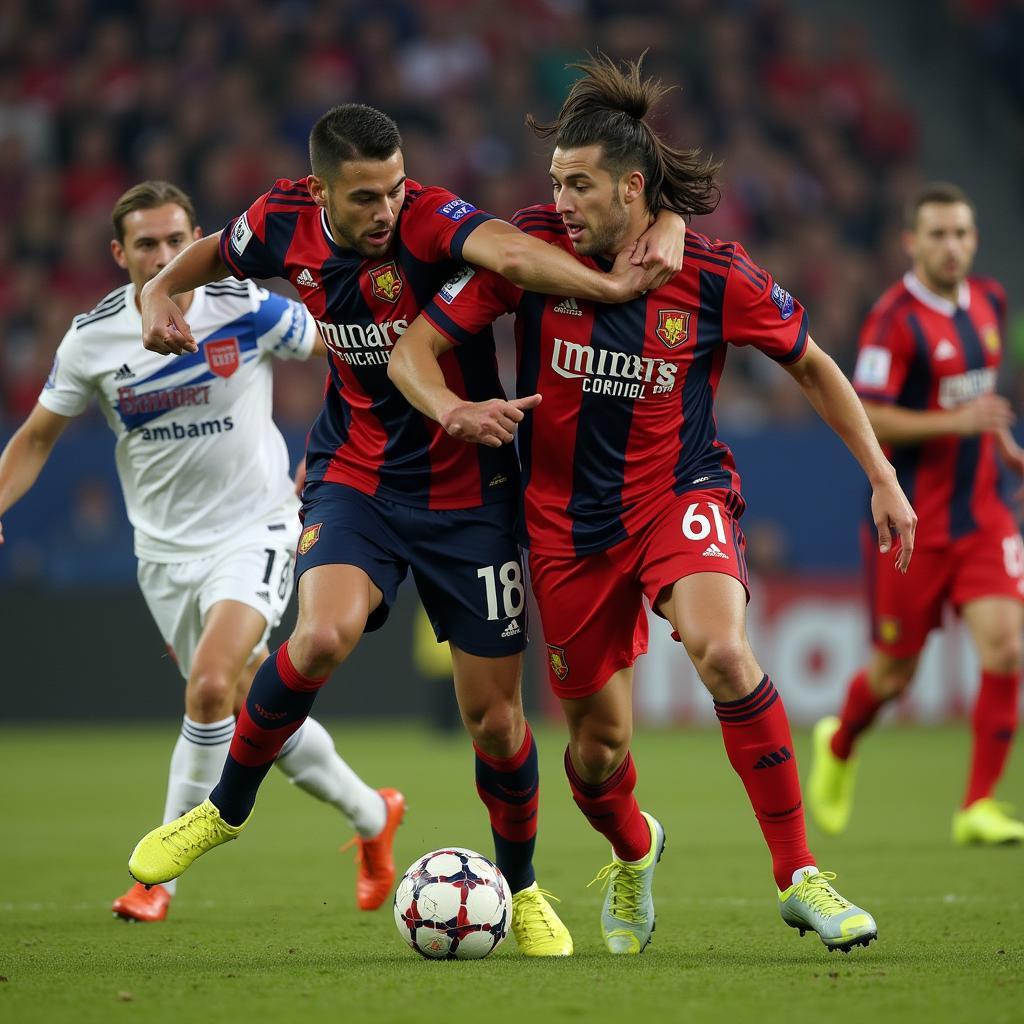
790,864,819,887
161,714,235,896
275,717,386,837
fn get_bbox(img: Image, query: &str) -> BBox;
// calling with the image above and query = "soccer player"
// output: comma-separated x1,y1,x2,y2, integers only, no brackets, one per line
808,182,1024,844
387,56,918,954
127,105,682,956
0,181,401,922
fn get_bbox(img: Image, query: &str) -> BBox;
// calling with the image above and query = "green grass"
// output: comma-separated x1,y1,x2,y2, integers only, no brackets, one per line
2,723,1022,1024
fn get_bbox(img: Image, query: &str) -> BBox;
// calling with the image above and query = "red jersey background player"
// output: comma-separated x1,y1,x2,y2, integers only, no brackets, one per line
809,183,1024,845
127,102,684,957
389,55,916,954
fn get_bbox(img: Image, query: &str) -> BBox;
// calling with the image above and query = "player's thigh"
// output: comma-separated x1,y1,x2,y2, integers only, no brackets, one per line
295,482,405,637
136,557,208,682
408,502,528,660
529,547,648,700
863,527,948,658
961,597,1024,672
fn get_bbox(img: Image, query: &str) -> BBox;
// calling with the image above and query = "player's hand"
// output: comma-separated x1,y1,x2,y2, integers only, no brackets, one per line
440,394,542,447
631,211,686,290
293,458,307,497
604,247,653,302
954,394,1015,436
871,473,917,574
141,285,198,356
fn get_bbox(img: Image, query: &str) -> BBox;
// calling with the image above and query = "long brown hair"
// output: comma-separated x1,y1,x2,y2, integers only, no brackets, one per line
527,53,720,219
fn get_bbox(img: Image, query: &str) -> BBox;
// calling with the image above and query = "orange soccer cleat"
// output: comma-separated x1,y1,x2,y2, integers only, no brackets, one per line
112,881,172,922
343,788,407,911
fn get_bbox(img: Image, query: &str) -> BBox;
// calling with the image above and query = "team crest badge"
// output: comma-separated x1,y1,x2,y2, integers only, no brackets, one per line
547,644,569,681
983,325,1001,355
204,337,240,378
656,310,690,349
878,617,901,645
298,522,322,555
370,262,403,303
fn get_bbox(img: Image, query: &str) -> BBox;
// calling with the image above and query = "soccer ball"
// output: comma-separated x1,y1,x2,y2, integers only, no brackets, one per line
393,847,512,960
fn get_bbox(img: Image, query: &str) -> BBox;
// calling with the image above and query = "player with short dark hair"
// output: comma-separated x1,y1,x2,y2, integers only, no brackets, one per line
0,181,399,922
809,182,1024,845
127,104,684,956
387,55,916,954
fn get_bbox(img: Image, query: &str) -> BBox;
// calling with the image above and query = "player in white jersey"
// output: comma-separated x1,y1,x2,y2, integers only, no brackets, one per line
0,182,405,921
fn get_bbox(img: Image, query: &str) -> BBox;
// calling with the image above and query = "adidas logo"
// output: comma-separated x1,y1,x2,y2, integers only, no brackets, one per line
113,363,135,381
500,618,522,638
553,297,582,316
296,268,319,289
753,746,792,770
934,338,957,360
702,543,729,559
255,590,270,602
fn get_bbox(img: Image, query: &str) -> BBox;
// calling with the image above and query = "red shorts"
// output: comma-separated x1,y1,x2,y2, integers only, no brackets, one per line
866,513,1024,657
529,489,749,699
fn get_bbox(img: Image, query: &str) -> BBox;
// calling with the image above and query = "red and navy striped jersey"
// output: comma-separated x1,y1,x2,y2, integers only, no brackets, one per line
852,271,1009,546
218,177,518,509
421,206,809,556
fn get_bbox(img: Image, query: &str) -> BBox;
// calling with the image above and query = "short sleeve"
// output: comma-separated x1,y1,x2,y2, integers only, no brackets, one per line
420,264,521,346
37,325,93,417
400,186,498,264
722,244,809,364
251,286,319,361
852,306,915,403
219,184,293,281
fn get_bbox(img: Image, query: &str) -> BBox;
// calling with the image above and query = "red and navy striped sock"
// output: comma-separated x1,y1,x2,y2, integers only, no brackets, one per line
564,748,651,862
715,675,814,890
964,669,1020,807
210,642,327,826
474,724,538,894
831,669,887,760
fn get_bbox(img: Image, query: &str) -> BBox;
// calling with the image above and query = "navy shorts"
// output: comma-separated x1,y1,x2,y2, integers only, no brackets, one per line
295,482,528,658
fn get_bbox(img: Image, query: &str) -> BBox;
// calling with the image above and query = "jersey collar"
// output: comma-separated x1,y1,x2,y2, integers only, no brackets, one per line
903,271,970,316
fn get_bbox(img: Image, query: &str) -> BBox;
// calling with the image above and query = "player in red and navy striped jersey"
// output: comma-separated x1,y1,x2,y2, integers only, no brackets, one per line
809,183,1024,845
128,103,685,957
389,55,916,954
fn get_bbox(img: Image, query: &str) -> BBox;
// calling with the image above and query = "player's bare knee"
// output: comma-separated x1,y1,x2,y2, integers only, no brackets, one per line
571,729,629,783
869,657,916,699
291,619,360,675
693,637,755,700
186,668,235,720
462,701,524,757
980,632,1023,676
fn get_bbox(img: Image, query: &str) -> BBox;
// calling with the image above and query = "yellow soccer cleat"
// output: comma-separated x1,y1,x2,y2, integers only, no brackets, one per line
807,716,857,836
952,798,1024,845
129,799,248,885
779,870,877,953
510,882,574,956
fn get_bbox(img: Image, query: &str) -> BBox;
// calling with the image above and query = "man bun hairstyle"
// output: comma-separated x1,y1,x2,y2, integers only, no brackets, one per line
904,181,975,230
309,104,403,180
527,53,720,219
111,180,196,243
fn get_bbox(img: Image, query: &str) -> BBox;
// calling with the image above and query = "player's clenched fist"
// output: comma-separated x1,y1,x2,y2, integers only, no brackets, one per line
440,394,542,447
140,284,198,355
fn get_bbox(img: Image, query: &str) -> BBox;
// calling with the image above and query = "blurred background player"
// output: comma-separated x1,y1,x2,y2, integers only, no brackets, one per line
126,105,683,956
389,54,917,955
809,182,1024,845
0,181,401,921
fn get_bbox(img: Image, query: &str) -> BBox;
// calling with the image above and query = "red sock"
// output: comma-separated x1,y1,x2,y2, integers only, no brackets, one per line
963,669,1020,807
831,669,887,760
715,675,814,890
564,748,651,861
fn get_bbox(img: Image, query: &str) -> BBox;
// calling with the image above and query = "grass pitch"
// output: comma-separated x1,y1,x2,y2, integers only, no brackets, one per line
2,722,1022,1024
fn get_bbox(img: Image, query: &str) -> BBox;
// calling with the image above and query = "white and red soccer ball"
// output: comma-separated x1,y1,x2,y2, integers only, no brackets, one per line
393,848,512,960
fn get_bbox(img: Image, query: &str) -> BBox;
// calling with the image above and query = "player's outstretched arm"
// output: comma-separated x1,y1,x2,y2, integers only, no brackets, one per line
459,219,664,304
0,404,72,545
785,338,917,572
141,233,230,356
863,393,1015,447
388,316,539,448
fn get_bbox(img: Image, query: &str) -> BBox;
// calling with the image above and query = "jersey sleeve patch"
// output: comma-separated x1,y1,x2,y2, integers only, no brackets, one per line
438,265,475,304
230,212,254,255
436,198,477,222
770,282,795,320
853,345,892,390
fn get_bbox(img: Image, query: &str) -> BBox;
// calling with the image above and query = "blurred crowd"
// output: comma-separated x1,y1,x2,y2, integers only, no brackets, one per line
0,0,930,434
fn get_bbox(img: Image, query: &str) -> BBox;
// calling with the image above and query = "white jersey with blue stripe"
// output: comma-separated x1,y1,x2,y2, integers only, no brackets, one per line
38,279,319,561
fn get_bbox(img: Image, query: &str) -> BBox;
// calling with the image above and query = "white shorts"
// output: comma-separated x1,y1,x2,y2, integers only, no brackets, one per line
137,514,299,680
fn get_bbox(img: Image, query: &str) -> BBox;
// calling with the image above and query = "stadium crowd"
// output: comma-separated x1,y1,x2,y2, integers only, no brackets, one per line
0,0,927,433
